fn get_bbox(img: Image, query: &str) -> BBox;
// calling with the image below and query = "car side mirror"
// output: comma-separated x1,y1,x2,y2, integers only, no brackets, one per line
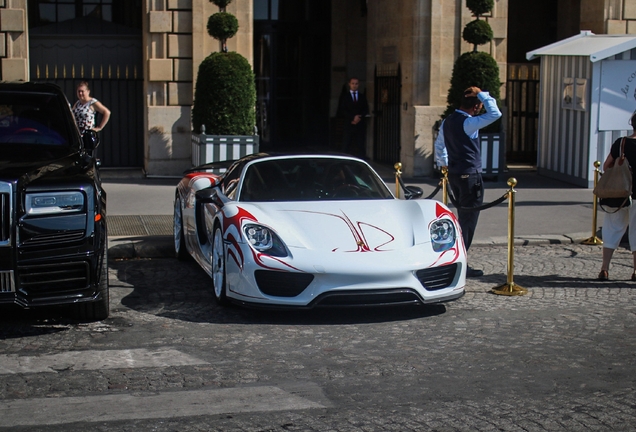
82,130,100,151
403,185,424,200
195,188,223,206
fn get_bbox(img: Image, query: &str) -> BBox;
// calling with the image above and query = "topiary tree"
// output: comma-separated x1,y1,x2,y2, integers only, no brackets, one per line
462,20,493,47
444,52,500,117
442,0,500,132
207,12,238,53
466,0,494,17
211,0,232,8
192,0,256,135
192,52,256,135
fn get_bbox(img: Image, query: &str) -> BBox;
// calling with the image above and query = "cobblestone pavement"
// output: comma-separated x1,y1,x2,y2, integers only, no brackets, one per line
0,244,635,431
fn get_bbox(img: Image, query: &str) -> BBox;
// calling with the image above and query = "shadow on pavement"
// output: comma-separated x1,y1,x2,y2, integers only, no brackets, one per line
0,307,75,339
114,258,448,325
478,273,636,289
513,274,636,288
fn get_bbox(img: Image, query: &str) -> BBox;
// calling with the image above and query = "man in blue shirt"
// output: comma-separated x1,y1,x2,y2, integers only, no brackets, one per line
434,86,502,277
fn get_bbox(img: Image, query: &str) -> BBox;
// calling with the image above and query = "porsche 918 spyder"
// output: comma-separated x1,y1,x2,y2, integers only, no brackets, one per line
173,154,465,308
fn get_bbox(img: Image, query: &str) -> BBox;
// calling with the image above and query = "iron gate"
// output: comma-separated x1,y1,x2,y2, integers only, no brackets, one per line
33,76,144,168
506,63,540,164
29,27,144,168
373,64,401,164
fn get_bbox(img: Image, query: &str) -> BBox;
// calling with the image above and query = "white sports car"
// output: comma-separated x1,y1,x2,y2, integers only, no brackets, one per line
173,154,466,308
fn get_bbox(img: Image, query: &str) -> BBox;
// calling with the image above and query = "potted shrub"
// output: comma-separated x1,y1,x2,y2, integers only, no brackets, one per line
191,0,258,168
441,0,503,179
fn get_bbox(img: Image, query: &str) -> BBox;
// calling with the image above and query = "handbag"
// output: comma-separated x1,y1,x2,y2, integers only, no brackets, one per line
594,137,632,199
599,196,632,213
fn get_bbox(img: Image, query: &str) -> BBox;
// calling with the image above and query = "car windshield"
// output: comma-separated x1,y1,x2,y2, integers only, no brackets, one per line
0,91,72,146
239,158,393,202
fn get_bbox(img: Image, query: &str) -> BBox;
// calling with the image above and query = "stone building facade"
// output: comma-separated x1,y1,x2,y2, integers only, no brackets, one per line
0,0,633,177
0,0,28,82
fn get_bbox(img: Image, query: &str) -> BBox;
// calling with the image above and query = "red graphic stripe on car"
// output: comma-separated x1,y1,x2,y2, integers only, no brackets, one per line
251,249,305,272
226,231,244,269
287,210,395,252
223,207,258,268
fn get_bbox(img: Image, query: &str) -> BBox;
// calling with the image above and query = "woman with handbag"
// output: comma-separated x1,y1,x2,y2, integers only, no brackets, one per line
598,112,636,280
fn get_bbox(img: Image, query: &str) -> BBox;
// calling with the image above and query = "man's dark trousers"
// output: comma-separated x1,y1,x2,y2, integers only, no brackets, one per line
343,122,366,158
448,171,483,250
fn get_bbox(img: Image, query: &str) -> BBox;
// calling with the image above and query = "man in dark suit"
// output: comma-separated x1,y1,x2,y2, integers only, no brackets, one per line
337,77,369,158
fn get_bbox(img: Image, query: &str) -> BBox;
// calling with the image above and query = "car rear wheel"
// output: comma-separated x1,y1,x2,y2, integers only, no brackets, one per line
73,236,109,321
212,225,228,306
174,195,189,261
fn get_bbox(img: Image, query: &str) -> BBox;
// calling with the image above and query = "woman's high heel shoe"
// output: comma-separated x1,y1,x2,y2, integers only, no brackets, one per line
598,270,609,281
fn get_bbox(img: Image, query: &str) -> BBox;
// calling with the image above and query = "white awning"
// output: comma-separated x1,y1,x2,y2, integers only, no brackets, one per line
526,30,636,62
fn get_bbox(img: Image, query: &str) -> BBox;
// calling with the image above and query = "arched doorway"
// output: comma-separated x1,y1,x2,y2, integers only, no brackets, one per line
27,0,143,168
253,0,331,151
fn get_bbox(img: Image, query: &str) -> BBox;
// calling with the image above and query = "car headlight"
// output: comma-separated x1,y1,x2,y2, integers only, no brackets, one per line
25,191,85,215
243,224,288,257
430,218,456,252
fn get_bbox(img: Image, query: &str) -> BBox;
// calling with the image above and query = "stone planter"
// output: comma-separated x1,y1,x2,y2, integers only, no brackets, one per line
480,132,505,181
191,132,259,173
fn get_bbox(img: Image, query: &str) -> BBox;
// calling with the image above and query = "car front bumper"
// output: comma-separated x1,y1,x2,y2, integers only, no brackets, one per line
225,244,467,307
0,237,103,309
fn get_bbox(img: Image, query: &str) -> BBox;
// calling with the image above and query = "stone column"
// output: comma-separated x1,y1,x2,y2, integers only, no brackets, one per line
406,0,507,177
367,0,477,177
0,0,28,81
627,1,636,33
144,0,253,176
144,0,193,176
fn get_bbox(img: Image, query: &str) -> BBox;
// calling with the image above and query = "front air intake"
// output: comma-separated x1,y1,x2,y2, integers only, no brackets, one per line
415,263,458,291
255,270,314,297
18,261,90,295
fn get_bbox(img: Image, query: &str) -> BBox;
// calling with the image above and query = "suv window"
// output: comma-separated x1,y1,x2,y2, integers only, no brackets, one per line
0,91,71,146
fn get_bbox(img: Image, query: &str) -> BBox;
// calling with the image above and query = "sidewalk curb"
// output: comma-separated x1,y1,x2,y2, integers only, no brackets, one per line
107,232,598,259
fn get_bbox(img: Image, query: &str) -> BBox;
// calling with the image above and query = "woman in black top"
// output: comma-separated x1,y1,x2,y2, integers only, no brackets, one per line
598,112,636,281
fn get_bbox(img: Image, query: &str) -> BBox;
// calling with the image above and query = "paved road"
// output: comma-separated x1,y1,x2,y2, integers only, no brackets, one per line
1,167,633,430
1,242,635,430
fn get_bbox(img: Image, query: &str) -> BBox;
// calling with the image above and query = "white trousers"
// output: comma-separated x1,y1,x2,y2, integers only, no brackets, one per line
602,204,636,250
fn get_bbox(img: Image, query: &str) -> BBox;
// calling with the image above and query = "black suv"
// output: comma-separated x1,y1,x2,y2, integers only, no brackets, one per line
0,82,108,321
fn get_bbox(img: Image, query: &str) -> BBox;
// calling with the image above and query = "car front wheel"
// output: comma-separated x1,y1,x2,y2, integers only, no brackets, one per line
212,225,228,306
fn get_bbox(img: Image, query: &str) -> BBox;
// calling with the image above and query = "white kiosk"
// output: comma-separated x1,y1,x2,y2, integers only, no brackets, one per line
527,31,636,187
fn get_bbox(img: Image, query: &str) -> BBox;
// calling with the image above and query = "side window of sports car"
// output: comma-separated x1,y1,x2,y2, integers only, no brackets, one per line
222,161,244,199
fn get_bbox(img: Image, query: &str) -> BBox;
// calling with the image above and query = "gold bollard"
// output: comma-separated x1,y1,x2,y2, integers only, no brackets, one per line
394,162,402,199
582,161,603,245
441,166,449,205
491,177,528,296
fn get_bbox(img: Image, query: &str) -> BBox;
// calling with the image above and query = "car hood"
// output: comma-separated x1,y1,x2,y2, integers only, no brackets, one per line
227,199,457,251
0,146,90,186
